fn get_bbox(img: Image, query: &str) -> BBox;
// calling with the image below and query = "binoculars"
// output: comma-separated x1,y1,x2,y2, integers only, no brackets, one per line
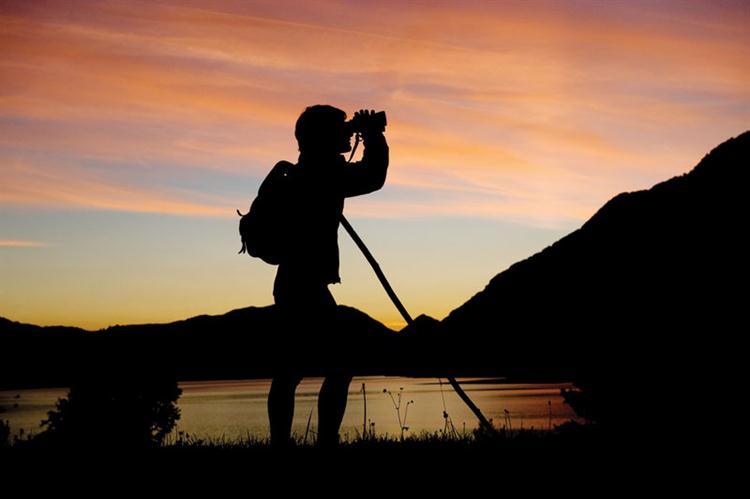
345,110,387,135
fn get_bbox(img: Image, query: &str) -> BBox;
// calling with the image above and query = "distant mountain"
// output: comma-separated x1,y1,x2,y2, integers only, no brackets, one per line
0,305,403,389
417,130,748,431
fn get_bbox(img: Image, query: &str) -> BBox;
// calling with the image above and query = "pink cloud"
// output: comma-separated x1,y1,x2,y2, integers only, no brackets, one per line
0,239,49,248
1,0,748,225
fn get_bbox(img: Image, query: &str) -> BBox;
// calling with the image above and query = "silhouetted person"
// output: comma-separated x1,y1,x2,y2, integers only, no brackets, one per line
267,105,389,448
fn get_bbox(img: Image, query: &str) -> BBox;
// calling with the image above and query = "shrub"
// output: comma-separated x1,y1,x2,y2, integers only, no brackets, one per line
36,374,182,449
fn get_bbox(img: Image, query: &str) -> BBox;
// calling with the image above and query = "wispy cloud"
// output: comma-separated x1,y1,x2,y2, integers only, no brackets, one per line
1,0,748,225
1,158,230,217
0,239,49,248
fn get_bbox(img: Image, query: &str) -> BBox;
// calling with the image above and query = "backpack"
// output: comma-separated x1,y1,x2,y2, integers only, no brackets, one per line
237,160,294,265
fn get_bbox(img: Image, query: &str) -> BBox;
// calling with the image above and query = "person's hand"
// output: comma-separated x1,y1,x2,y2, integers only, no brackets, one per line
353,109,380,135
354,109,375,119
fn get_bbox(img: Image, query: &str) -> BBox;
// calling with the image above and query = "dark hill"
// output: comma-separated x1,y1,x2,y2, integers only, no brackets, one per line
425,130,749,433
0,305,401,390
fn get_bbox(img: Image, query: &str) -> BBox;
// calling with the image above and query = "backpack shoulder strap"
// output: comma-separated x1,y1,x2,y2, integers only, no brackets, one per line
275,160,295,171
259,160,295,196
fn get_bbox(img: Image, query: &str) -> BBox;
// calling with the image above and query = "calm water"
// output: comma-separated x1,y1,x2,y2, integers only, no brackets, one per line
0,377,579,442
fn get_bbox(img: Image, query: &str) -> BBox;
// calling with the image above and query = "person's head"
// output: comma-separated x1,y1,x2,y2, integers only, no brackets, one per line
295,104,352,156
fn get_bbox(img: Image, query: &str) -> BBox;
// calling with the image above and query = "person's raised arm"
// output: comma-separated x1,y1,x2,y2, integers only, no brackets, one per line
341,122,389,198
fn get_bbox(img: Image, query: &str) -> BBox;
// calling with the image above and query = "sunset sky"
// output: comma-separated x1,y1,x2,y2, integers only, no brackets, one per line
1,0,748,330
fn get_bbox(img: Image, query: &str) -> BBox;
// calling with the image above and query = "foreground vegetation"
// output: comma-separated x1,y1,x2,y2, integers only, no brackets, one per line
163,423,600,455
3,422,604,462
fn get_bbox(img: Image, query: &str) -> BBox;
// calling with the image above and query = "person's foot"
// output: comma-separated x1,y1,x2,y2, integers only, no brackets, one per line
270,435,296,450
316,432,341,449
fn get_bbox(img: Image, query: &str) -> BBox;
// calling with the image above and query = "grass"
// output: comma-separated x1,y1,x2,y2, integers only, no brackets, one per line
3,421,611,475
3,419,595,461
147,420,599,457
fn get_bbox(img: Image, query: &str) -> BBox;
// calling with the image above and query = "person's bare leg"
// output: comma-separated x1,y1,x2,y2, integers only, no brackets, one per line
268,374,303,447
317,374,353,447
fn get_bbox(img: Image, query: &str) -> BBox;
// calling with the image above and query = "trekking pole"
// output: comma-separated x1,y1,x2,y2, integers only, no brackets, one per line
339,214,497,435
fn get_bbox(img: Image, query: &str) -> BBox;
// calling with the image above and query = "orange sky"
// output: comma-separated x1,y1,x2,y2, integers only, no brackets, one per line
1,0,749,330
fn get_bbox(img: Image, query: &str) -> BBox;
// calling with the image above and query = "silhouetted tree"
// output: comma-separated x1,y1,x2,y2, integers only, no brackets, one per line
561,381,605,425
36,374,182,449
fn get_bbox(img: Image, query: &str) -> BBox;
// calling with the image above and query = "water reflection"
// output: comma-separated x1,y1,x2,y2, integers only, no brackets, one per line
0,377,579,442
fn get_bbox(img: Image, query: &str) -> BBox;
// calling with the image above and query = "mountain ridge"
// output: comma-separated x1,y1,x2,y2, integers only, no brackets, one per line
432,130,748,433
445,130,748,328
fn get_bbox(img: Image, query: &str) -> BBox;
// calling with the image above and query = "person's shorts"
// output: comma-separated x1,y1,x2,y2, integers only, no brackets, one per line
272,268,345,374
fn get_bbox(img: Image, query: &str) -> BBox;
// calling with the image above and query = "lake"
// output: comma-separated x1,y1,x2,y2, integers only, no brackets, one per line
0,377,579,443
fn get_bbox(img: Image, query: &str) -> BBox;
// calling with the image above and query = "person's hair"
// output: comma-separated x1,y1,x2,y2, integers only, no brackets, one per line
294,104,347,153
